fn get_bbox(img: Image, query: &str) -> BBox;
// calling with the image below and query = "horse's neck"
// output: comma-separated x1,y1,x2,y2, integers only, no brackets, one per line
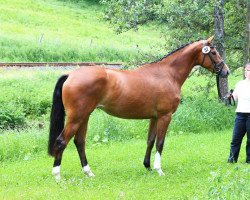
144,42,201,87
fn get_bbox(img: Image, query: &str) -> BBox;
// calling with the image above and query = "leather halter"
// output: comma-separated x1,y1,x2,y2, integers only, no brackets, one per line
201,44,224,75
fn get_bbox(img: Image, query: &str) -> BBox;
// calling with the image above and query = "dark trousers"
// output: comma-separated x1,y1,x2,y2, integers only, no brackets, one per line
228,112,250,163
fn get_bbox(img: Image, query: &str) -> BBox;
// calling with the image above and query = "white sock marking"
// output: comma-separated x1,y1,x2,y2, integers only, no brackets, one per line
52,166,61,181
154,151,161,170
83,164,95,177
154,151,165,176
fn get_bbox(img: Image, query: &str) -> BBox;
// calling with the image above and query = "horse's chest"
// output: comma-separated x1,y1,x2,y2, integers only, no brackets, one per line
156,94,180,113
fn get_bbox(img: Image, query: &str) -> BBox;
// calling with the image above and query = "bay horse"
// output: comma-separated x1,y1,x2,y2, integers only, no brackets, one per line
48,36,229,180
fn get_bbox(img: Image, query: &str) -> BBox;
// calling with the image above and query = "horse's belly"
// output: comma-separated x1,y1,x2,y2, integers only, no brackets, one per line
97,103,157,119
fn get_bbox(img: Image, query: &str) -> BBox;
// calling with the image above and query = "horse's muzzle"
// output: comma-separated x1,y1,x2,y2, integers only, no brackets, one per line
220,64,230,78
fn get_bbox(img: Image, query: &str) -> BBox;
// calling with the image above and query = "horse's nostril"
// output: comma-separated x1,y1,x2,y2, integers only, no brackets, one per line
220,70,229,78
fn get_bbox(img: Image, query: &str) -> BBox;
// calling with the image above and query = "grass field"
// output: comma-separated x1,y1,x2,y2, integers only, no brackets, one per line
0,128,249,199
0,0,163,63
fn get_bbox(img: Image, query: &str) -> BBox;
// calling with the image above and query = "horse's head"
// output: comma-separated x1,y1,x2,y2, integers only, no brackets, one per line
199,35,229,77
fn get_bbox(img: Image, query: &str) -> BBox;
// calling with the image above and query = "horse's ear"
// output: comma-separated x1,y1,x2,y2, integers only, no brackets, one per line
207,35,215,45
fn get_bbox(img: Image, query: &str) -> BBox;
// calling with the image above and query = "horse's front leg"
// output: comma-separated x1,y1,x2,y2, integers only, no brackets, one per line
154,114,172,176
143,119,157,171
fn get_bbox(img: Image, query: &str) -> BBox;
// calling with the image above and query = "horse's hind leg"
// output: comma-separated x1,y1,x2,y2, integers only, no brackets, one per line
52,138,64,181
143,119,157,171
74,117,95,177
52,120,82,180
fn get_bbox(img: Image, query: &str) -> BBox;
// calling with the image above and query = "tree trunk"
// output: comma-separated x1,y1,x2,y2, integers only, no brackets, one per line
214,0,228,101
244,1,250,73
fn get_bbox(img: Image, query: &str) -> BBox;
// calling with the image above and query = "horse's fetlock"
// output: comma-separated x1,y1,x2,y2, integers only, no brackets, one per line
143,161,150,169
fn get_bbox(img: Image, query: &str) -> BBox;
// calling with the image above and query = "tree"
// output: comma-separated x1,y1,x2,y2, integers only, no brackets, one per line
244,1,250,66
102,0,214,47
224,0,247,69
103,0,248,67
214,0,228,100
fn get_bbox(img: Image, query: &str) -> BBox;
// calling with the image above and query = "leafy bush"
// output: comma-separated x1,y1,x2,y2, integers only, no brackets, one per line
0,102,26,128
169,97,235,135
0,70,56,128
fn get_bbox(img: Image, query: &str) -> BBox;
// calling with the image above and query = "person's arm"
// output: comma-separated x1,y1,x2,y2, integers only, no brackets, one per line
232,83,239,101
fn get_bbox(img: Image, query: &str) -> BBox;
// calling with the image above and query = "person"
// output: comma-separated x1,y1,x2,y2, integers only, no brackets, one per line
228,63,250,163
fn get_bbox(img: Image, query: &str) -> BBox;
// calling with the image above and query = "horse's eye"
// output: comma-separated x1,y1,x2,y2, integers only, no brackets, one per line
211,52,216,55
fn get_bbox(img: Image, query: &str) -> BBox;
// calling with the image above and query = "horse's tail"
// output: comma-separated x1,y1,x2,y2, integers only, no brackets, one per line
48,74,69,156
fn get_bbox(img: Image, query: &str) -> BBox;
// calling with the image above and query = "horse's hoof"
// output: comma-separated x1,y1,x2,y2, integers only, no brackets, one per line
146,167,152,171
54,174,61,181
155,168,165,176
85,170,95,177
83,165,95,177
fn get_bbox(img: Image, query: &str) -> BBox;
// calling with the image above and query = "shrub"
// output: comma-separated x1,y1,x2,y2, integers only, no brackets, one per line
0,102,26,129
169,97,235,135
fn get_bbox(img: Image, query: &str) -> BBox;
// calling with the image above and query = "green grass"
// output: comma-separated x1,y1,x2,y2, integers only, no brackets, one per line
0,0,163,63
0,129,249,199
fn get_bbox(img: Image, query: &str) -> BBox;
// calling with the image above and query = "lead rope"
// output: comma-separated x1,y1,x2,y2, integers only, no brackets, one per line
216,74,222,100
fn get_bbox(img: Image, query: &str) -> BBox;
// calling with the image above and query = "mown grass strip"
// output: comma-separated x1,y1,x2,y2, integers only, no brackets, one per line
0,131,249,199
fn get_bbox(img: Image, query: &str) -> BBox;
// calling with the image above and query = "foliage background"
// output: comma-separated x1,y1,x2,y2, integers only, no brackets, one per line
102,0,248,70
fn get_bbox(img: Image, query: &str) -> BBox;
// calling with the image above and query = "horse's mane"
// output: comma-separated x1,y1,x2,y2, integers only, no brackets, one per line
151,39,201,64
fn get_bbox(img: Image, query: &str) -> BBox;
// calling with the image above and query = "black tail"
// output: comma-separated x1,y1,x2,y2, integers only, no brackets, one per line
48,74,69,156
